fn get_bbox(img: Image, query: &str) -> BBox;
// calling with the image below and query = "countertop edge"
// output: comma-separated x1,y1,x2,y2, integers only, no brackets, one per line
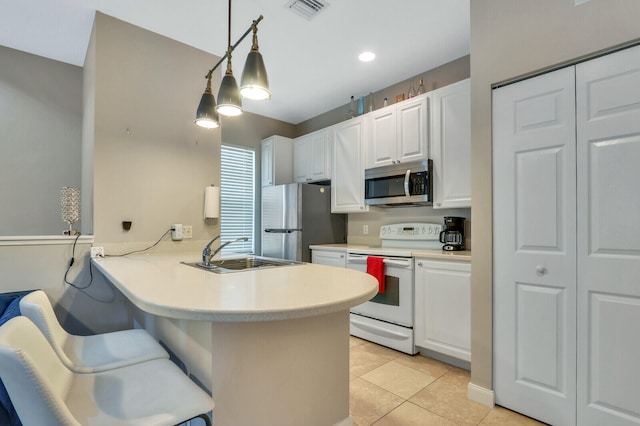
92,256,378,322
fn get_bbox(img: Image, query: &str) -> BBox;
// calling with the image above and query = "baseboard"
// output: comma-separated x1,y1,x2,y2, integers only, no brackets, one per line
334,415,353,426
467,382,495,408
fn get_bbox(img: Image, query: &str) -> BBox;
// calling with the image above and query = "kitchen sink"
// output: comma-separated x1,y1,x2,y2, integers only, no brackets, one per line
182,256,303,274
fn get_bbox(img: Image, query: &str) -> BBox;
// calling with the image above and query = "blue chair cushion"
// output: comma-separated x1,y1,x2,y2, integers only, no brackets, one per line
0,292,31,426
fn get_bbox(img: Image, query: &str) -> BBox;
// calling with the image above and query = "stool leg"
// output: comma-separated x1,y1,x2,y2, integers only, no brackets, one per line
177,414,212,426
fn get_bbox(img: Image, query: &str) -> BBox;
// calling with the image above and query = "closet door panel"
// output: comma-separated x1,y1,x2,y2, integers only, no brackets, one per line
576,45,640,426
493,66,577,426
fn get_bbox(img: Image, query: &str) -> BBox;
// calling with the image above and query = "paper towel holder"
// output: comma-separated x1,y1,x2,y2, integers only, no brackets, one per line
204,184,220,220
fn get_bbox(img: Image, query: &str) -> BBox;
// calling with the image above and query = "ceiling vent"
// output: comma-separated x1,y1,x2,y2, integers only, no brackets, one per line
285,0,329,20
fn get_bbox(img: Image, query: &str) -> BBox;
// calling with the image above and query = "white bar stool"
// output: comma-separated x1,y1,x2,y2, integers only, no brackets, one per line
19,290,169,373
0,316,213,426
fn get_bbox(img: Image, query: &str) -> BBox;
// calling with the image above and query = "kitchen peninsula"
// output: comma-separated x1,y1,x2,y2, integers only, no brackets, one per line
92,253,378,426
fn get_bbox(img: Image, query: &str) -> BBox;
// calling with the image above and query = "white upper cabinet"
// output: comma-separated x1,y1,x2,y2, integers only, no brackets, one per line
294,128,330,183
430,79,471,209
331,117,369,213
368,93,429,168
261,135,293,187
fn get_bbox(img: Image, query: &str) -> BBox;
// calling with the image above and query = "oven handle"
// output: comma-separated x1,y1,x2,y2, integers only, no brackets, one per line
346,255,411,268
404,169,411,197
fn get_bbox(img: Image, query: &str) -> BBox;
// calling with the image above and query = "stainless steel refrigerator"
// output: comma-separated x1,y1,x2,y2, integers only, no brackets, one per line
261,183,346,262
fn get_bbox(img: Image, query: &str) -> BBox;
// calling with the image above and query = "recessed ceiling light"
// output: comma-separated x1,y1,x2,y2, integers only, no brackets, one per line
358,51,375,62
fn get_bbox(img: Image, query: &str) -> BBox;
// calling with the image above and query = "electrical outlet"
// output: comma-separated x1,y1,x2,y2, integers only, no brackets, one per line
363,225,369,235
172,224,183,241
183,225,193,239
90,246,104,258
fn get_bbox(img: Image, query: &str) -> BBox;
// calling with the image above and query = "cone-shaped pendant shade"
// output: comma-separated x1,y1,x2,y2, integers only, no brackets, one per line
217,60,243,117
195,78,220,128
240,50,271,100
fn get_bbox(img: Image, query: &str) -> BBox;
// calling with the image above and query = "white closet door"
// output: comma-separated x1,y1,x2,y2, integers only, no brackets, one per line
493,66,577,426
576,45,640,426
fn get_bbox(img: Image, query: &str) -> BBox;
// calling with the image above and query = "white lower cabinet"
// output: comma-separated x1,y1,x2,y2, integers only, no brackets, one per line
414,259,471,362
311,249,346,268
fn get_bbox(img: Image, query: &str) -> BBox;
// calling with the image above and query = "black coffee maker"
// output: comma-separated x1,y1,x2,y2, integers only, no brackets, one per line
439,216,465,251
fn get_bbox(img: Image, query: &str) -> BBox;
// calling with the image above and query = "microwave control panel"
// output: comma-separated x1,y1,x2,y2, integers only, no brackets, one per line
409,172,428,195
379,223,442,240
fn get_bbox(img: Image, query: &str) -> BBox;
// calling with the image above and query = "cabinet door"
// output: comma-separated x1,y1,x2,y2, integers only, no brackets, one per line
261,138,274,187
493,66,577,426
414,259,471,361
311,250,346,268
431,79,471,209
576,45,640,426
397,95,429,163
309,130,330,181
294,135,310,182
331,118,368,213
368,107,396,168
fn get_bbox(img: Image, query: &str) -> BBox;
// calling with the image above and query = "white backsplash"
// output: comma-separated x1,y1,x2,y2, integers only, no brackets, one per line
347,205,471,249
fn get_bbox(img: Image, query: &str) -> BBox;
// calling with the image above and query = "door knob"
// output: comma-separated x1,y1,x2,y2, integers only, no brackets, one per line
535,265,547,275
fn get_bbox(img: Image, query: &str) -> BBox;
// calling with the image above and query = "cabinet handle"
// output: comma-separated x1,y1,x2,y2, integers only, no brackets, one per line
417,261,423,267
436,202,441,206
535,265,547,275
340,254,344,258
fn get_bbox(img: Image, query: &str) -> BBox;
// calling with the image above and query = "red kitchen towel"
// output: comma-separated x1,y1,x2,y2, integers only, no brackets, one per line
366,256,385,294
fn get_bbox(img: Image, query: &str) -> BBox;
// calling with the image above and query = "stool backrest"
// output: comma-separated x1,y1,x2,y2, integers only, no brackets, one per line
19,290,73,366
0,316,80,426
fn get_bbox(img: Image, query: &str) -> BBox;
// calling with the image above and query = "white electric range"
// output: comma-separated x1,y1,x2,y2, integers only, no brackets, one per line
346,223,442,354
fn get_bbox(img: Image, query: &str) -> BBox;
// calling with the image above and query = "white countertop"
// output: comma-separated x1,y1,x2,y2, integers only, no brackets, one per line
309,244,472,261
92,253,378,322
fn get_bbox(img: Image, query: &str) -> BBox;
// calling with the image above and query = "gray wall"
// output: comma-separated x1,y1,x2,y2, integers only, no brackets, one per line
0,46,83,236
470,0,640,393
0,240,134,335
90,13,221,252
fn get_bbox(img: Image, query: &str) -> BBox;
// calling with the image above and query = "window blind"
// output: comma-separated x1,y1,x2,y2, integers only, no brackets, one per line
220,144,255,254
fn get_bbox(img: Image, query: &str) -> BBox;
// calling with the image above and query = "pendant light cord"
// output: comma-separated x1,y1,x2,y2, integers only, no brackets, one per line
204,13,264,79
228,0,232,51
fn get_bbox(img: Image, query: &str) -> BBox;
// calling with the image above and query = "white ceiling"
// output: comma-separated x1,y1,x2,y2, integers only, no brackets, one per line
0,0,469,124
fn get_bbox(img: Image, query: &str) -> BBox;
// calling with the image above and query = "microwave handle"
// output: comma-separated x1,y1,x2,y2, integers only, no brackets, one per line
404,169,411,197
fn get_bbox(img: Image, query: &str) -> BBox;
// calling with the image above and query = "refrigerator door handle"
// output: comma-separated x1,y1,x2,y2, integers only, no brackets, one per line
264,228,302,233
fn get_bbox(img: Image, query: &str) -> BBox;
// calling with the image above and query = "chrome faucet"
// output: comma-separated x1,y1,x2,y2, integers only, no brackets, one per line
201,235,220,266
201,236,249,266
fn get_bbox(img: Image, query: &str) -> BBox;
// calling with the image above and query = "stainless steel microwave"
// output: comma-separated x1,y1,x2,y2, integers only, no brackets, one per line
364,160,432,207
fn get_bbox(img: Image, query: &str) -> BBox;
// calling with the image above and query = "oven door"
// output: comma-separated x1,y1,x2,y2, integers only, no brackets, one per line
346,253,413,327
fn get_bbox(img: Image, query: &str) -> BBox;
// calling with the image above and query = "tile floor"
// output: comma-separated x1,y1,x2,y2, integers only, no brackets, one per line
349,337,546,426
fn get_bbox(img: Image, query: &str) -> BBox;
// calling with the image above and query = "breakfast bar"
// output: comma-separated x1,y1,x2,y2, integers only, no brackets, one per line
92,253,378,426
